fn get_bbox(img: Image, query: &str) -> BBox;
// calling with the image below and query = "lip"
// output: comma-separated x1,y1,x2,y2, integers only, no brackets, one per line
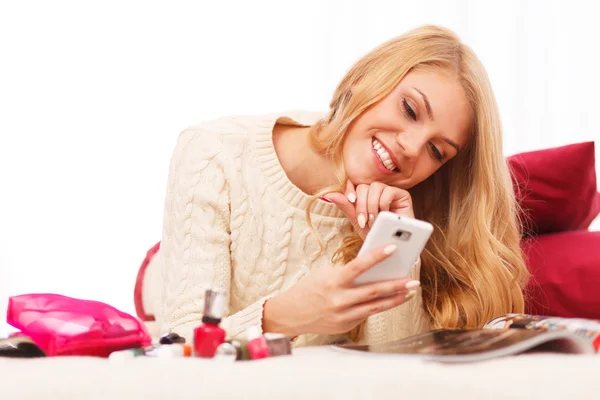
372,137,401,173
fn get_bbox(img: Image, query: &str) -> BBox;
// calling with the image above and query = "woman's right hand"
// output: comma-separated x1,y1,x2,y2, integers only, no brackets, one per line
262,243,420,338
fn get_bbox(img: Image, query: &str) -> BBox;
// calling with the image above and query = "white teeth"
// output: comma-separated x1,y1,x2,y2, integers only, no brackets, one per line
378,149,390,161
372,139,397,171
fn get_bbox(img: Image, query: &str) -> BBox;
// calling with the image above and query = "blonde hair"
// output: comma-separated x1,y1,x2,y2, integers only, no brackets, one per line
305,25,530,342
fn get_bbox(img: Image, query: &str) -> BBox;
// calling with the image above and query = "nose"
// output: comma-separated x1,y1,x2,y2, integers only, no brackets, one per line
395,129,426,161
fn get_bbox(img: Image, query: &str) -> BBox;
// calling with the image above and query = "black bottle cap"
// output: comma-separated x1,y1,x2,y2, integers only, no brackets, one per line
159,332,186,345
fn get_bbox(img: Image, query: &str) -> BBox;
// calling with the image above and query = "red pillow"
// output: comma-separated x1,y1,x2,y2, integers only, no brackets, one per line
134,241,160,322
523,230,600,319
508,142,600,235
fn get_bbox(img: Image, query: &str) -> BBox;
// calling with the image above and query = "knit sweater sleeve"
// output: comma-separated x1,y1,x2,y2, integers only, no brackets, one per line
159,128,269,344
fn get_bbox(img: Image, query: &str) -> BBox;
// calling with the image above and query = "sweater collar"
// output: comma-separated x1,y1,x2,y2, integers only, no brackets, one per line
252,111,346,219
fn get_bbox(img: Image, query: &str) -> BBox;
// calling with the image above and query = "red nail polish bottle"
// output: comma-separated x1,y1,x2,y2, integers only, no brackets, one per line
246,326,270,360
194,289,226,358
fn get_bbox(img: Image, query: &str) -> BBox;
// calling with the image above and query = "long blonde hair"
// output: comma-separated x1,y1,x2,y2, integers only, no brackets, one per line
305,25,530,342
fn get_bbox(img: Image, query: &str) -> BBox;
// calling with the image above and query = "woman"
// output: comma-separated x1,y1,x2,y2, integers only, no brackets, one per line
153,25,529,347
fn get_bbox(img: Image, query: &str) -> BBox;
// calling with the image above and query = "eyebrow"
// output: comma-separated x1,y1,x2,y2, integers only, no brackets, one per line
413,87,461,154
414,87,434,121
444,138,460,153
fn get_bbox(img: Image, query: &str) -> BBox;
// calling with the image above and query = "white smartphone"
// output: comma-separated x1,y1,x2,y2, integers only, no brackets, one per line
353,211,434,285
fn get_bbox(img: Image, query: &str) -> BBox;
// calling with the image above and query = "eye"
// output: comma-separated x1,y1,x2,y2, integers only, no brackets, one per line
402,98,417,121
429,142,443,162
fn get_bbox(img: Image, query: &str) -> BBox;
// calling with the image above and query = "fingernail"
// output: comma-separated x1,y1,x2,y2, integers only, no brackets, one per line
357,214,366,228
405,290,417,300
405,280,420,290
383,244,397,255
321,196,332,203
368,213,375,227
347,193,356,203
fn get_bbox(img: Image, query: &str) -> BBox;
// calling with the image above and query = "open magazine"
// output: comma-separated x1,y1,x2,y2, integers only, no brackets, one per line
333,314,600,363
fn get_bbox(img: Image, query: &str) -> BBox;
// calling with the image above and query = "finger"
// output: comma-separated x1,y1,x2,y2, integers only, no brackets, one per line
389,188,415,218
355,184,369,229
340,243,397,284
378,185,396,212
345,278,420,307
344,290,417,321
324,192,357,222
345,179,356,204
366,183,386,227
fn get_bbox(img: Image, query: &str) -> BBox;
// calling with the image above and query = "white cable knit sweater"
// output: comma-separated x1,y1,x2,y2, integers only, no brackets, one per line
153,110,430,346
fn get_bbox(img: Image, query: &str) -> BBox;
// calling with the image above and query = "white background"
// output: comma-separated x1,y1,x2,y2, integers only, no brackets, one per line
1,0,599,336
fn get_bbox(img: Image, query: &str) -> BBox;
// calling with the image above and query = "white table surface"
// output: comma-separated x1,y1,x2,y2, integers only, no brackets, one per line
1,346,599,400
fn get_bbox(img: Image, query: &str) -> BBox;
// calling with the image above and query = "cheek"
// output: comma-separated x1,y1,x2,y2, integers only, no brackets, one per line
342,133,368,161
341,143,356,173
341,142,370,183
342,143,361,170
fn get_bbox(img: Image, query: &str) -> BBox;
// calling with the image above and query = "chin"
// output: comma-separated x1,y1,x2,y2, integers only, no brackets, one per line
346,171,376,186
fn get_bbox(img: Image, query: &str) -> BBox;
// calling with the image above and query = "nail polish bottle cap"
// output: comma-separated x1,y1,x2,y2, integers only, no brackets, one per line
202,289,226,324
246,326,263,342
264,333,292,356
214,343,237,362
159,332,186,345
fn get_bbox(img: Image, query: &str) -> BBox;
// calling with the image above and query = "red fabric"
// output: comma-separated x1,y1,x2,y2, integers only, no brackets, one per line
523,230,600,319
590,192,600,225
133,241,160,321
508,141,600,235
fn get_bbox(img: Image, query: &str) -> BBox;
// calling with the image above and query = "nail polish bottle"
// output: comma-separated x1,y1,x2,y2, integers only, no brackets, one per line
217,339,251,361
215,338,257,361
230,339,251,360
214,342,238,362
246,326,269,360
194,289,227,358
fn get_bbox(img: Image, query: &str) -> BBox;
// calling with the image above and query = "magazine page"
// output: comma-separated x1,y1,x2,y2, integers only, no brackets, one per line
333,329,593,363
484,314,600,352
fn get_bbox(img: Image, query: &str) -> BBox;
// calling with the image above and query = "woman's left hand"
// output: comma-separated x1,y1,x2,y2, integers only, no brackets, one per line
324,180,415,240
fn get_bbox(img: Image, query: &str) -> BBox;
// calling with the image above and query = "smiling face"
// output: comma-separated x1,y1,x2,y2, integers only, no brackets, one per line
342,68,473,189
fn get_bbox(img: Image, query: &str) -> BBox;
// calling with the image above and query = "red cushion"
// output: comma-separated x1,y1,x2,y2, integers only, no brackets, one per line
508,142,600,235
523,230,600,319
134,241,160,322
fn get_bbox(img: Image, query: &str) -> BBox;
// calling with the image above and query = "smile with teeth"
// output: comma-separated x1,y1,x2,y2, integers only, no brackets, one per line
372,138,398,172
